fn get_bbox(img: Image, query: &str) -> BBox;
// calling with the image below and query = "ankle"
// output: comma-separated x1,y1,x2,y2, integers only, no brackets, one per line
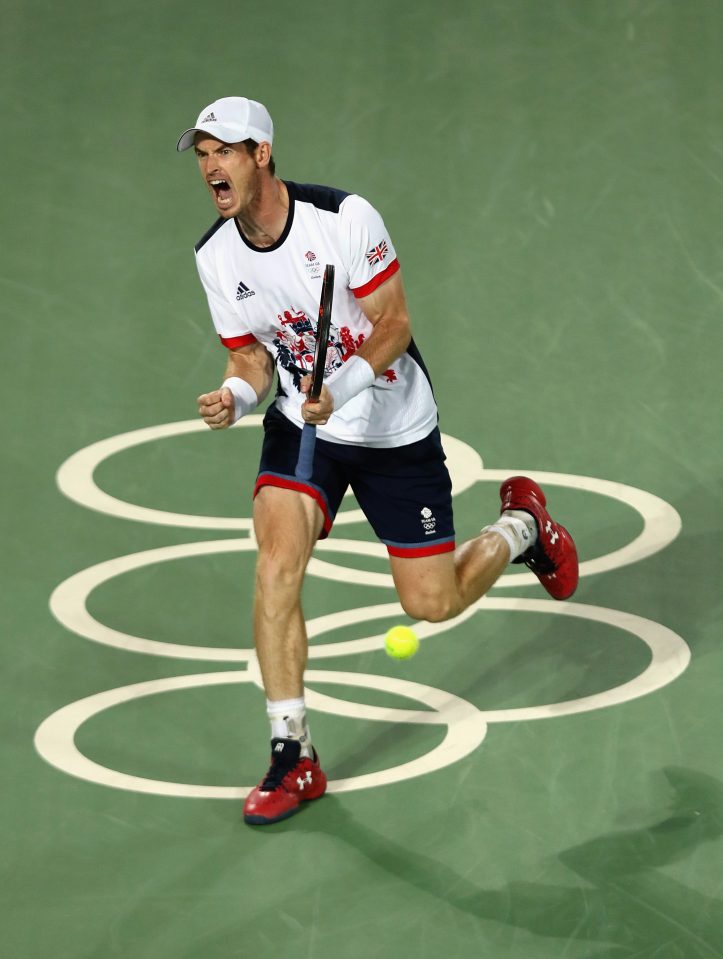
484,512,537,562
266,697,313,757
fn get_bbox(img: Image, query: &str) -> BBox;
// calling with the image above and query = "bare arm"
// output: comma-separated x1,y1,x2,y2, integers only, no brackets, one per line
351,270,412,375
198,340,274,430
301,270,412,423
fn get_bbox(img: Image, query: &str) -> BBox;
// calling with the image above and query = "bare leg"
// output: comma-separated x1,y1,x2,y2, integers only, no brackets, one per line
252,486,324,700
389,529,510,622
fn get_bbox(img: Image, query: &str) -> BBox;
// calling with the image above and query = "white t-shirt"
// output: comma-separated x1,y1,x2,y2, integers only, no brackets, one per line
194,180,438,447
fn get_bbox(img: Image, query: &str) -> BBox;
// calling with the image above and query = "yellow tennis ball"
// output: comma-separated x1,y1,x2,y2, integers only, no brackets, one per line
384,625,419,660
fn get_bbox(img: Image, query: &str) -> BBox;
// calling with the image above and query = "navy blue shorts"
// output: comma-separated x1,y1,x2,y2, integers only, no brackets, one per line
254,405,455,557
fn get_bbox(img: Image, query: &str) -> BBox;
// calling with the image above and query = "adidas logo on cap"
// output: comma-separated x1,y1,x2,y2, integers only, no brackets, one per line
202,112,217,122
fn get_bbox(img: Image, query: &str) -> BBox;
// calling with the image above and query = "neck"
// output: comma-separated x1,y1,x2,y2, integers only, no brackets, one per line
236,177,288,248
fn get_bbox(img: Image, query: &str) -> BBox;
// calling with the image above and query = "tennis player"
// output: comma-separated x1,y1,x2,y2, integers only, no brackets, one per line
177,96,579,825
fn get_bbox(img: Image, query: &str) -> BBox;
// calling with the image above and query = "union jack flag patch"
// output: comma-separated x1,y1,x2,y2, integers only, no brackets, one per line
366,239,389,266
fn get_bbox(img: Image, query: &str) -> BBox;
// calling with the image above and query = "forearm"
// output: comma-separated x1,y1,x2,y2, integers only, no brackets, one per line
224,342,274,403
199,342,274,430
353,270,412,376
301,271,415,425
353,315,411,377
322,272,412,413
323,316,409,411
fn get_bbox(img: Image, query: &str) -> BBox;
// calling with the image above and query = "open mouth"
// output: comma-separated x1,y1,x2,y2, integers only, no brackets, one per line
209,179,233,207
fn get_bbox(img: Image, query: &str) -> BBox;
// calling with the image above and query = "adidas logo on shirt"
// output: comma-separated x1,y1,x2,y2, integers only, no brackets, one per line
236,280,256,301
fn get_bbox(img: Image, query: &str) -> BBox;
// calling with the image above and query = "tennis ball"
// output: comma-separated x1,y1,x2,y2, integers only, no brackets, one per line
384,625,419,660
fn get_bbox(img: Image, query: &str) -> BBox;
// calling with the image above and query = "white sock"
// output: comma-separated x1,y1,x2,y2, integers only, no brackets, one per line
266,697,313,757
483,511,537,562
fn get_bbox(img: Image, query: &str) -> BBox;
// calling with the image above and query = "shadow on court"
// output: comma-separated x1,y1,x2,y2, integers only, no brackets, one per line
275,766,723,958
448,485,719,712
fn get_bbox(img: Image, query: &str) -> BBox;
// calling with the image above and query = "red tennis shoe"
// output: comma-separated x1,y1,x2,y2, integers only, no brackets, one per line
243,738,327,825
500,476,579,600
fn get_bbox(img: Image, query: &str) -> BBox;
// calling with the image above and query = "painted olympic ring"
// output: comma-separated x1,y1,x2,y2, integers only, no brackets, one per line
38,421,689,799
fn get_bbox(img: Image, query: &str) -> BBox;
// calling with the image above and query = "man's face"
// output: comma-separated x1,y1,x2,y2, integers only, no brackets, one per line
194,136,260,218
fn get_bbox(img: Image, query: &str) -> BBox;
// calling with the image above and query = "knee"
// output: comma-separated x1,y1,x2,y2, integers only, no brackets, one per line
399,590,457,624
255,543,307,594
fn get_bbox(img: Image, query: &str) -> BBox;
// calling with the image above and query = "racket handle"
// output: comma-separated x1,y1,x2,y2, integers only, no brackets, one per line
295,424,317,480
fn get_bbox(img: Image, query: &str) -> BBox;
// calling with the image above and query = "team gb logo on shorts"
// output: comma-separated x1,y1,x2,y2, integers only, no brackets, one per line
421,507,437,535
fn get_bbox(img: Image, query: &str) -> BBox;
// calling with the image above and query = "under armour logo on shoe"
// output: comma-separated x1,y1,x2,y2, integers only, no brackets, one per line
545,520,559,545
297,771,313,791
202,112,217,122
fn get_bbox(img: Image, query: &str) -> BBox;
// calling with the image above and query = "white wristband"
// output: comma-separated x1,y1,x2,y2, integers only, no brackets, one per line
325,355,375,410
222,377,258,424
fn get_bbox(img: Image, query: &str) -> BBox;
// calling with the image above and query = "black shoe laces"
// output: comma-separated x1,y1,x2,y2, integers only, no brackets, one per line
260,761,289,792
525,546,556,575
259,741,301,791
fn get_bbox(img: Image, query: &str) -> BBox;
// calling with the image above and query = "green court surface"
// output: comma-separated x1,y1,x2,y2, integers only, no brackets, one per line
2,2,722,957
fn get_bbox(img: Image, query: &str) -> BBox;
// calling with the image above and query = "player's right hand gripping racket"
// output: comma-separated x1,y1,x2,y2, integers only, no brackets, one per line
294,264,335,481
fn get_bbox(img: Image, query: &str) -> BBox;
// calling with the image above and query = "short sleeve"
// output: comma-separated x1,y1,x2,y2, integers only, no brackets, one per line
339,195,400,299
195,249,257,349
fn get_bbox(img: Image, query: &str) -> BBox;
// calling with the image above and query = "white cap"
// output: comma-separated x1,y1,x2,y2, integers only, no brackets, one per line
176,97,274,152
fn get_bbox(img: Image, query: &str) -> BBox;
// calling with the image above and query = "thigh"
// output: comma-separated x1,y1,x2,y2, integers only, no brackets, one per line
351,428,456,558
253,484,325,574
254,405,349,539
388,550,460,622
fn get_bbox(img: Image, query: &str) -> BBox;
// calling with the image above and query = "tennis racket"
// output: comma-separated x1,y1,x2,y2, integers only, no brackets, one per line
294,263,335,480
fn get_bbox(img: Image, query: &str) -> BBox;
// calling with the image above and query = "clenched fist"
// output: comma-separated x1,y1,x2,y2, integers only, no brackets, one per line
197,387,235,429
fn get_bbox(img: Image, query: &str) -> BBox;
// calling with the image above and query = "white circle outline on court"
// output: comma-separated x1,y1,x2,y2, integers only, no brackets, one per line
34,600,689,799
55,416,482,530
34,668,488,799
54,417,682,583
46,421,690,800
50,539,689,676
50,539,403,661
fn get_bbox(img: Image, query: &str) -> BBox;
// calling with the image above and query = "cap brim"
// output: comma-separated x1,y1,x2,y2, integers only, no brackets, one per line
176,128,200,152
177,122,273,153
